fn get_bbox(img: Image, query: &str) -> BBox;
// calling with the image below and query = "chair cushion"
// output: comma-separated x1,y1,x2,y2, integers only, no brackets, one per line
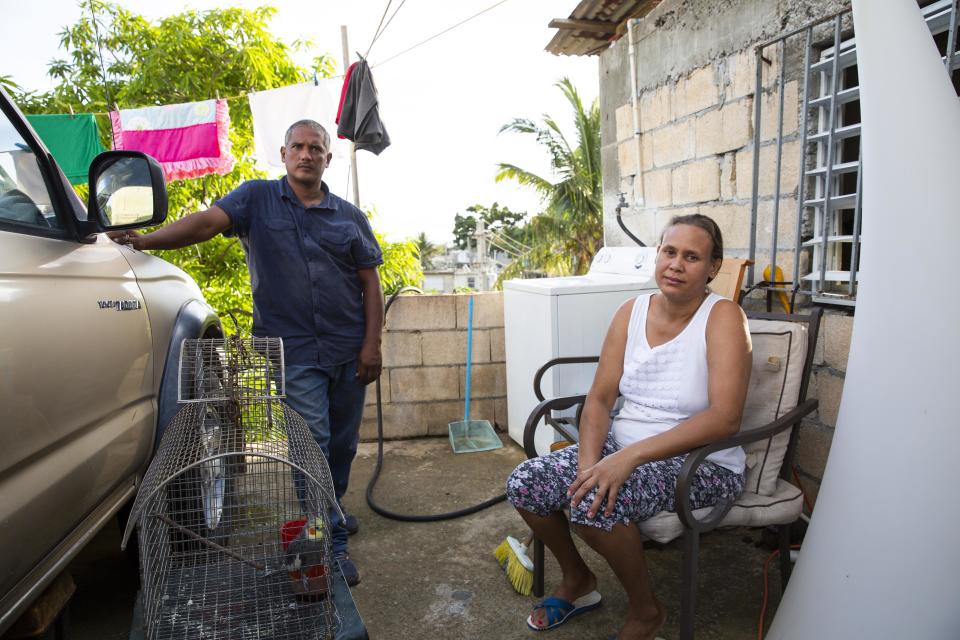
637,478,803,544
740,318,809,496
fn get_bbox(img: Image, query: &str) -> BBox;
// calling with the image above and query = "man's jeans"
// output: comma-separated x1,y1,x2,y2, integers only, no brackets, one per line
283,359,366,556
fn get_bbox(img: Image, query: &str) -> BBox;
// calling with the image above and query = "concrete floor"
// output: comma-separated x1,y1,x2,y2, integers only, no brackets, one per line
343,435,783,640
60,434,786,640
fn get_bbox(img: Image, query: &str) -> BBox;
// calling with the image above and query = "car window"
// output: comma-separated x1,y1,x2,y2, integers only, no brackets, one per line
0,112,62,231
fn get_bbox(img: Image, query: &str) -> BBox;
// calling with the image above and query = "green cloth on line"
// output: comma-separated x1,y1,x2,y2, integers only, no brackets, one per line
26,113,105,185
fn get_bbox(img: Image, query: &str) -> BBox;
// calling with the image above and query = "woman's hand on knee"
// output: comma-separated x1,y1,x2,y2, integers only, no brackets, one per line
568,450,636,519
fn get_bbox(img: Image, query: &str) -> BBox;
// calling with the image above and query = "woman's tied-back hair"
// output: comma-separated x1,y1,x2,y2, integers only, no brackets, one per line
661,213,724,282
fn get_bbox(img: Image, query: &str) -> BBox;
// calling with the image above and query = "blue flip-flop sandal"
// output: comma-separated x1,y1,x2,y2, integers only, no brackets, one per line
526,590,602,631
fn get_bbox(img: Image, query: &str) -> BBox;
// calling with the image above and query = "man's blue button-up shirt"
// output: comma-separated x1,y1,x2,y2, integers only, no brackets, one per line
217,178,383,366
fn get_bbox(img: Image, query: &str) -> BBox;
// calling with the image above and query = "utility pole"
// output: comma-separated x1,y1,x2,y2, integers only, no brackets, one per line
341,25,360,207
475,218,488,291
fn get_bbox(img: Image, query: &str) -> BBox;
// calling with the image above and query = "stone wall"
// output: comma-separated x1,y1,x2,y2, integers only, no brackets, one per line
598,0,853,507
359,292,507,441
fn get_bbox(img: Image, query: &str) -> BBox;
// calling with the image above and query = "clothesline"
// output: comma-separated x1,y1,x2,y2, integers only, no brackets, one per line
76,0,509,115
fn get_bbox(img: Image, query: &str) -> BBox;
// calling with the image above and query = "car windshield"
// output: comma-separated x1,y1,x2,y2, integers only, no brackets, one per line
0,112,61,230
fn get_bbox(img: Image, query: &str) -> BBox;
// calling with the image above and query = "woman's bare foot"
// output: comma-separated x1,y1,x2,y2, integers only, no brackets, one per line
615,598,666,640
527,570,599,629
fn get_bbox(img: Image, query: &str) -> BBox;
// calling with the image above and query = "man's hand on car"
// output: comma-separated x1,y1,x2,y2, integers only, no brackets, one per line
356,343,382,385
108,229,145,249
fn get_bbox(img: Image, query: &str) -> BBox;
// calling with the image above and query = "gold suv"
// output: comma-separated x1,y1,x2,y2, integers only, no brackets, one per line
0,88,221,633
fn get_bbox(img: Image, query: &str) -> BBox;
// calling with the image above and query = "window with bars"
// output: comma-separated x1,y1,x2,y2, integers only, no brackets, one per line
751,0,959,307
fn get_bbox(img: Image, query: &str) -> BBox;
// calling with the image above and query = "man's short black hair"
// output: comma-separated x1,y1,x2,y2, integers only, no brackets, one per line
284,120,331,149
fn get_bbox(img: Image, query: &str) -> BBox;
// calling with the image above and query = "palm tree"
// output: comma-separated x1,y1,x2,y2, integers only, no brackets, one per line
413,232,443,270
496,78,602,277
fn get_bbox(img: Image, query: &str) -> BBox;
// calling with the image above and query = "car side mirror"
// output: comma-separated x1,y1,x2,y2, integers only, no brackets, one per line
88,151,167,230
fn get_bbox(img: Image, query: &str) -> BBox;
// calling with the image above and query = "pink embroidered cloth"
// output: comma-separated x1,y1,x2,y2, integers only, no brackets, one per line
110,99,234,182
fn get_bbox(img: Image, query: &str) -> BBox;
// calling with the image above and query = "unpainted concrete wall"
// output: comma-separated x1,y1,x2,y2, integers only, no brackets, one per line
598,0,853,507
360,292,506,441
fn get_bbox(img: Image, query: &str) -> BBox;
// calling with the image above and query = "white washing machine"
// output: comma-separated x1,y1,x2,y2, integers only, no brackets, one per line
503,247,659,455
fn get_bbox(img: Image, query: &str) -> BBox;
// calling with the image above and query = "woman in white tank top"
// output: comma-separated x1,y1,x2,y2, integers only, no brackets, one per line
506,215,752,638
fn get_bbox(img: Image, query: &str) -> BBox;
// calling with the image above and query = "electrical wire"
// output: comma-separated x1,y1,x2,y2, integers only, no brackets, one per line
365,286,508,522
364,0,393,59
758,544,801,639
373,0,511,67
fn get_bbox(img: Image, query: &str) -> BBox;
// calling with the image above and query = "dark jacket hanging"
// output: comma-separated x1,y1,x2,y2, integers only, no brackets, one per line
336,59,391,155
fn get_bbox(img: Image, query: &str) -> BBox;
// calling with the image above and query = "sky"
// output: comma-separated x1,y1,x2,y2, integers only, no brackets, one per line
2,0,600,244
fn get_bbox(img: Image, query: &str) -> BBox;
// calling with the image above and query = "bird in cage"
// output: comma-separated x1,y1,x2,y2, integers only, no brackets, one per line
283,516,330,599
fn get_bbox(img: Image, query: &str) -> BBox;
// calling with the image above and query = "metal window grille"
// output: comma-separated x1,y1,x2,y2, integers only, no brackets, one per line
749,0,959,307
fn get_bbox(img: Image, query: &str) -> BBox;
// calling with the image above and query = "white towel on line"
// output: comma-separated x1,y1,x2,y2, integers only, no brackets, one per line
248,80,347,173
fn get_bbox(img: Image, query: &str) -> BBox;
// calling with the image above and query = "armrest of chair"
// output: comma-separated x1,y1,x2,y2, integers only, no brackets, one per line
522,394,587,459
533,356,600,402
674,398,819,533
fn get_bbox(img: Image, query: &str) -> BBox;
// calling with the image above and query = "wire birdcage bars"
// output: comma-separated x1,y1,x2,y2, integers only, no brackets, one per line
123,337,341,640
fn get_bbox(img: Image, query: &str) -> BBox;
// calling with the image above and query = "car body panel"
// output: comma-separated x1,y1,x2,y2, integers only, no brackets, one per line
0,231,154,601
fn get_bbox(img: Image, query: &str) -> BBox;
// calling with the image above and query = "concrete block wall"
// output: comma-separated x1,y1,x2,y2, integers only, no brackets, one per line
610,46,800,263
359,292,506,441
599,0,852,509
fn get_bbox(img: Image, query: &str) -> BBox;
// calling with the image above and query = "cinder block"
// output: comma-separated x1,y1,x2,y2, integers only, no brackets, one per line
759,80,799,141
735,140,800,200
812,368,845,428
493,397,508,431
673,64,718,119
651,120,695,168
822,312,853,372
426,399,498,436
795,423,835,480
813,322,826,366
611,208,659,245
489,328,505,362
390,366,459,402
382,331,422,368
643,168,672,208
640,84,672,132
456,292,503,329
694,108,723,158
719,153,736,200
618,140,639,178
421,329,491,366
755,197,798,248
671,157,720,205
726,48,757,100
720,98,754,152
460,362,506,399
387,294,456,331
359,402,432,440
615,103,635,142
364,369,390,405
642,133,654,171
699,202,752,250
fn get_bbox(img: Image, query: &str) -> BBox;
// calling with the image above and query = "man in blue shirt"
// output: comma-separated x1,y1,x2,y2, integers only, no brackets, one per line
111,120,384,585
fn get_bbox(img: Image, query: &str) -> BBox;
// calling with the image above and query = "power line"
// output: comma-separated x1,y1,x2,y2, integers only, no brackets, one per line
374,0,510,67
364,0,393,58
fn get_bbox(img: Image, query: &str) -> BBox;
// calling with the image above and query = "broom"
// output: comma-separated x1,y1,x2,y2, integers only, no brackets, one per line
494,533,534,596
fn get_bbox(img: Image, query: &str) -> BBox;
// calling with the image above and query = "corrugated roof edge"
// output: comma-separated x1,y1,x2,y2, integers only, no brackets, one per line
545,0,663,56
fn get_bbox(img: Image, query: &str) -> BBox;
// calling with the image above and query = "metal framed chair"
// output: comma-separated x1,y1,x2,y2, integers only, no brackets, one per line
521,308,822,640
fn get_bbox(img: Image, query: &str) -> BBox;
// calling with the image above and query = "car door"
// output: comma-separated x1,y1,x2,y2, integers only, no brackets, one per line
0,106,155,604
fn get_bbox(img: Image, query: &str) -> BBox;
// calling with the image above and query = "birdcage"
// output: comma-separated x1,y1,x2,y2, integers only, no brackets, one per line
122,336,341,640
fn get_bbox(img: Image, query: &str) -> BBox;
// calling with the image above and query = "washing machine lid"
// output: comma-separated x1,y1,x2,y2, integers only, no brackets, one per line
503,247,658,295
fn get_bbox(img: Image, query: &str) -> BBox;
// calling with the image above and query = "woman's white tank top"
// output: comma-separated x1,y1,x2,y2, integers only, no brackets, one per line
610,292,746,474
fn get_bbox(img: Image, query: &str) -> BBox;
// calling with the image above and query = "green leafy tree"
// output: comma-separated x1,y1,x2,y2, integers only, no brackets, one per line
13,1,419,331
495,78,602,277
452,202,526,251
